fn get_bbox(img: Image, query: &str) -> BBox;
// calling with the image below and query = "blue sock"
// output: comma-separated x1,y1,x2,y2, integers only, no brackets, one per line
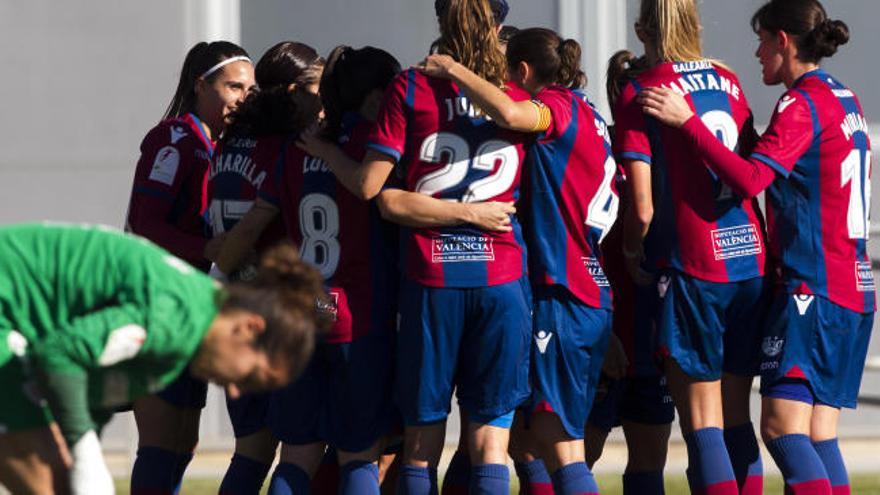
340,460,379,495
623,471,664,495
171,452,193,494
765,434,830,493
813,438,849,491
724,422,763,492
517,459,553,494
268,462,311,495
399,465,438,495
684,428,737,494
441,450,470,494
219,453,271,495
470,464,509,495
550,462,598,495
131,446,179,495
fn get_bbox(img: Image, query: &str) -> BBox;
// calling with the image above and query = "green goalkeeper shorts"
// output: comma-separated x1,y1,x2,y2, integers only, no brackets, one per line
0,329,54,434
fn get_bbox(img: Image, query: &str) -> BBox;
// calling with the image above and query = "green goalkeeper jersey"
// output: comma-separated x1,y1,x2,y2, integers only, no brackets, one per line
0,223,219,443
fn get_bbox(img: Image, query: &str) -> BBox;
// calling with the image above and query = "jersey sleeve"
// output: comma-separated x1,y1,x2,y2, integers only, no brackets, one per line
750,90,815,177
34,304,148,446
367,71,410,162
127,125,207,261
535,88,574,142
613,81,653,164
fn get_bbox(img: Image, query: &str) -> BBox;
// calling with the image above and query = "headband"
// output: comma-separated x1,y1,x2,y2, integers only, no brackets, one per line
200,55,252,79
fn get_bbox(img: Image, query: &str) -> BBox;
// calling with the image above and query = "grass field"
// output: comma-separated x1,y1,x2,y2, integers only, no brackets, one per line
113,473,880,494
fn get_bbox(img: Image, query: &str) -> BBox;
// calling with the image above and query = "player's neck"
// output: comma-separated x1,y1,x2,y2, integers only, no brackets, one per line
783,61,820,88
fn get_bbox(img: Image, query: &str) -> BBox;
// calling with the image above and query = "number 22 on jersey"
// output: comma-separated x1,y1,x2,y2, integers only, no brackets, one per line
415,131,519,203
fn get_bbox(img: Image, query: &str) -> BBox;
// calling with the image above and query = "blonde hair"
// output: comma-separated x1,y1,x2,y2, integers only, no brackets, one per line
436,0,507,89
638,0,703,63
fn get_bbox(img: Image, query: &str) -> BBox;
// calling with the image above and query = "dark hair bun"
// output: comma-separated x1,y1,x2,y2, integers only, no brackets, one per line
807,18,850,58
258,243,324,294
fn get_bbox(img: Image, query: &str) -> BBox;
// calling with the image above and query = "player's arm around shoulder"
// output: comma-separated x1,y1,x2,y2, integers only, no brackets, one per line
416,54,550,132
376,188,515,232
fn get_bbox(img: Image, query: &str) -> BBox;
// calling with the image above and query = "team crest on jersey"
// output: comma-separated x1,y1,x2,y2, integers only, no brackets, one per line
170,125,188,144
431,234,495,263
761,336,785,358
855,261,874,292
535,330,553,354
149,146,180,186
793,294,814,316
710,224,762,261
582,257,610,287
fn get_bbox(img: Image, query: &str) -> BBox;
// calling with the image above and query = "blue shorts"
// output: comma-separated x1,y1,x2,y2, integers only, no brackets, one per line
156,367,208,409
531,285,611,439
268,332,395,453
587,374,675,433
759,293,873,409
226,392,271,438
658,270,767,380
395,278,532,426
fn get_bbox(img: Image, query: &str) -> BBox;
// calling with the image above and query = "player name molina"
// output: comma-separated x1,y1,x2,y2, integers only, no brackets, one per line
660,70,742,101
841,111,869,141
209,152,266,188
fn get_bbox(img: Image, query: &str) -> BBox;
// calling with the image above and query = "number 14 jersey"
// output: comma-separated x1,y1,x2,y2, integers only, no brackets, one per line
369,69,532,288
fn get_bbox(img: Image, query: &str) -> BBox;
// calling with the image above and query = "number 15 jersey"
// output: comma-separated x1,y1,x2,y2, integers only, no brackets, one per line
369,69,532,288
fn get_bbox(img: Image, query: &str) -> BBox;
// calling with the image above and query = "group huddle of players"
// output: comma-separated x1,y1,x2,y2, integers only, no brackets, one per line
1,0,871,494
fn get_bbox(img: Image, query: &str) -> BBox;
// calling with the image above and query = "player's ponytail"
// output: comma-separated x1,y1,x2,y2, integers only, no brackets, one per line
223,41,324,138
606,50,650,108
506,28,586,90
435,0,507,89
164,41,251,120
752,0,849,63
319,45,401,142
221,243,329,379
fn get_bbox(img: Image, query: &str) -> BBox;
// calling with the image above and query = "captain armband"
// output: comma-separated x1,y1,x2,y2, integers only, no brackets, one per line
529,100,552,133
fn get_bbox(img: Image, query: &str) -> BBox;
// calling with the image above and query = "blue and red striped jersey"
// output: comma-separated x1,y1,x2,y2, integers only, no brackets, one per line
126,113,214,271
207,133,286,252
522,86,619,309
259,113,398,342
750,70,874,313
368,69,532,288
613,61,767,283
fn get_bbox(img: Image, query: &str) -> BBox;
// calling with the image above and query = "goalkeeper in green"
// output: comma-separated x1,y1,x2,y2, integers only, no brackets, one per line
0,223,324,494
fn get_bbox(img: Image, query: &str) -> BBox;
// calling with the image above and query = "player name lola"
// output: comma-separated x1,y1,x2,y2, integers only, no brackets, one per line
660,71,742,101
210,151,266,188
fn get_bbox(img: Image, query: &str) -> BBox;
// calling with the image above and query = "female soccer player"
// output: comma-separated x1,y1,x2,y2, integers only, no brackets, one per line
214,45,405,495
0,223,324,495
640,2,873,493
297,2,528,493
125,40,256,495
418,27,621,495
208,41,323,495
610,1,769,494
